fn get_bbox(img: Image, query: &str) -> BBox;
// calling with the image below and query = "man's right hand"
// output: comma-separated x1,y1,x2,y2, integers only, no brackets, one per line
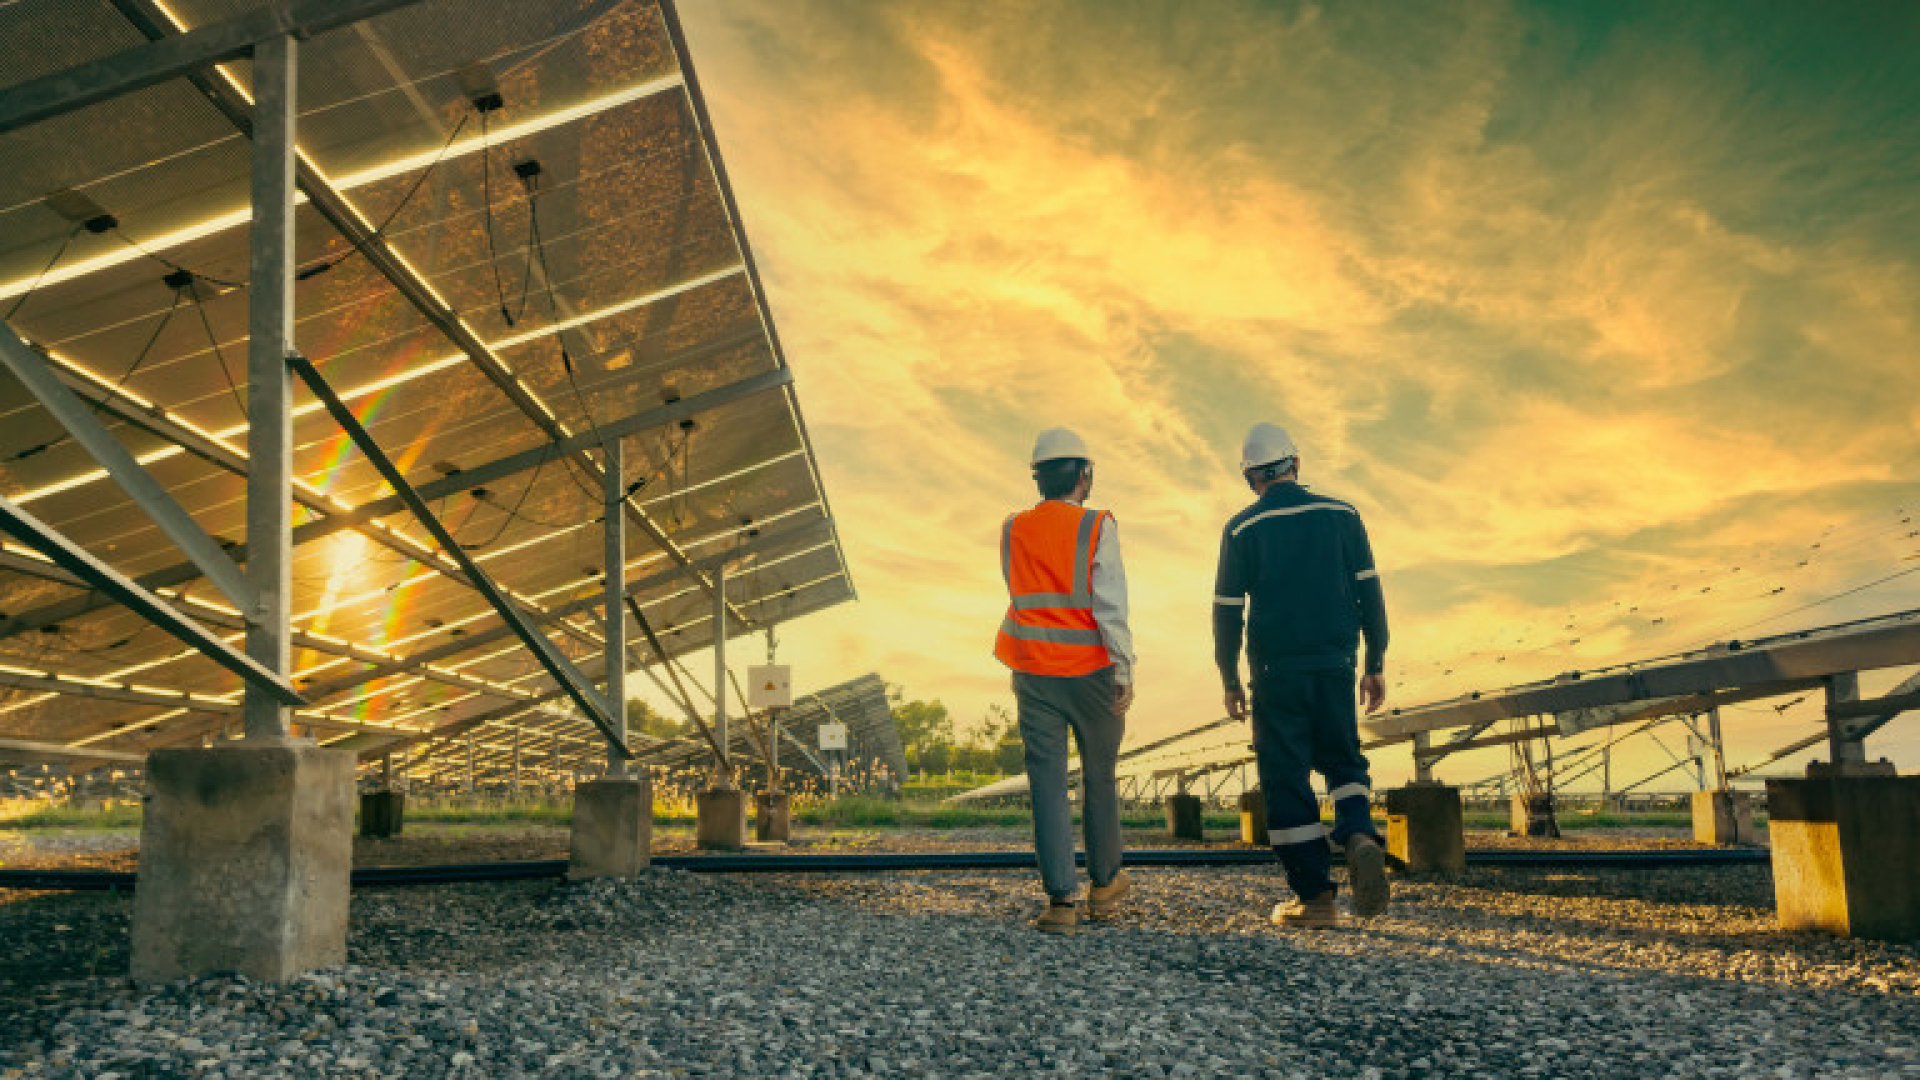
1225,687,1249,721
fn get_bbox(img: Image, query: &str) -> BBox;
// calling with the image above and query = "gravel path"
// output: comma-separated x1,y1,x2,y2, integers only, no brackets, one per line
2,860,1915,1079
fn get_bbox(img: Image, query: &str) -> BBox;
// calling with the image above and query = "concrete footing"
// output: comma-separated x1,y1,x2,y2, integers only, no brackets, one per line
1767,772,1920,940
755,792,792,844
1238,789,1266,845
1691,790,1754,845
359,789,405,838
1386,783,1466,875
131,742,354,983
696,787,747,850
1165,793,1203,841
568,775,653,879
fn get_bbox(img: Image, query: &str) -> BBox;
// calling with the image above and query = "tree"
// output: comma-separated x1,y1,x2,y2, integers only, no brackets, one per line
889,686,954,776
628,697,686,741
955,703,1016,774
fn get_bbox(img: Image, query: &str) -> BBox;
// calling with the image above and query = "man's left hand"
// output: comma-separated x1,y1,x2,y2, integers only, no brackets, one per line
1114,682,1135,717
1360,671,1387,714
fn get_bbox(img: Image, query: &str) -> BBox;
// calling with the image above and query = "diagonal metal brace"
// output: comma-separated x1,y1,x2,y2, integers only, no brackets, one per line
0,321,253,609
286,351,632,759
0,492,303,706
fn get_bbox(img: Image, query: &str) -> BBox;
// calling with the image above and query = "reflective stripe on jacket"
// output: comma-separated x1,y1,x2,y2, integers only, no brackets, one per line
994,501,1115,677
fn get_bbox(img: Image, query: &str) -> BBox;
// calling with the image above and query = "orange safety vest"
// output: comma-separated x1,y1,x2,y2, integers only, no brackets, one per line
994,501,1114,677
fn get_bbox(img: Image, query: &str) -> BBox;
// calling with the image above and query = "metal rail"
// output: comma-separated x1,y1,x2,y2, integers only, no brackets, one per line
0,847,1771,891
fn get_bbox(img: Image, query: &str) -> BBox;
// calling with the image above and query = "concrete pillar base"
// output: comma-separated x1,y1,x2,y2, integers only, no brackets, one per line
1691,790,1753,845
568,775,653,879
359,789,405,838
1165,793,1203,841
1386,783,1466,875
755,791,792,844
131,742,354,983
1238,789,1267,845
1767,773,1920,940
696,787,747,850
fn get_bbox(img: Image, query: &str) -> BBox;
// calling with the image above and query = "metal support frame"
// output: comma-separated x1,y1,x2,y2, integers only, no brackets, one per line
102,0,759,648
0,0,427,135
243,32,298,739
286,352,630,758
0,494,302,706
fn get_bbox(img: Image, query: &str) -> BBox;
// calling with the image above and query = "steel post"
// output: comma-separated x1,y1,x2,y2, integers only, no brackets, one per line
605,443,628,775
1825,671,1864,766
1706,701,1729,791
243,32,297,741
713,562,729,785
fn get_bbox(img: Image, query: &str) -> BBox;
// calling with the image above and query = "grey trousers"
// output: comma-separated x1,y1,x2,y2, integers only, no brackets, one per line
1014,667,1125,900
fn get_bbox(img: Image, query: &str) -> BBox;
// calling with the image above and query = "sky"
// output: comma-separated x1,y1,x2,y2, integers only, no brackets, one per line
672,0,1920,788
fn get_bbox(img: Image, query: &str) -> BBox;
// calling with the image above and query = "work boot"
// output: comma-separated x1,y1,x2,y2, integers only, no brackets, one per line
1345,833,1390,920
1271,891,1339,928
1087,869,1132,921
1034,899,1080,935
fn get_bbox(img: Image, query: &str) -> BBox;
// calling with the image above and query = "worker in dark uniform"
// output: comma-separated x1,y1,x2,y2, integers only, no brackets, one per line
1213,423,1391,926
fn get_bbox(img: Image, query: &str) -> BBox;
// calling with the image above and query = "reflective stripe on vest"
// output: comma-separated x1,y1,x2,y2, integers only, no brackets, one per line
994,503,1113,678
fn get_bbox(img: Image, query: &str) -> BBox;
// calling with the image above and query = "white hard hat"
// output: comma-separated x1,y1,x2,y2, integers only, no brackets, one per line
1031,427,1091,465
1240,422,1298,472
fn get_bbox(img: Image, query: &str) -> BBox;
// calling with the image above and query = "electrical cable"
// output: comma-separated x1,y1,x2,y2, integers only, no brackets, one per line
184,276,247,423
3,223,81,322
296,112,470,282
111,230,241,292
478,108,518,329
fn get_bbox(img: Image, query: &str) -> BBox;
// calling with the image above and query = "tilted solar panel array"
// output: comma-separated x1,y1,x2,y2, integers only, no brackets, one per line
0,0,853,777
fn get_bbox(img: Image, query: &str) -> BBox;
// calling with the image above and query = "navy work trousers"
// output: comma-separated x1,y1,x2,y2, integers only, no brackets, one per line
1250,662,1377,900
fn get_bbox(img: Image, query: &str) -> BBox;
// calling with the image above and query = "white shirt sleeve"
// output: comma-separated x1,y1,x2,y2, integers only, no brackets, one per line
1090,516,1135,684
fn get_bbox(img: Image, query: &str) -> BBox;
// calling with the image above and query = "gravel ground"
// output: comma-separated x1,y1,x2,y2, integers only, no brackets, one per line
0,824,1735,874
2,858,1915,1079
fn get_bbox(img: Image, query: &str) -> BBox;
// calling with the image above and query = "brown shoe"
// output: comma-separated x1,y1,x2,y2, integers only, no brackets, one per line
1271,891,1339,928
1345,834,1390,920
1034,900,1081,935
1087,869,1132,921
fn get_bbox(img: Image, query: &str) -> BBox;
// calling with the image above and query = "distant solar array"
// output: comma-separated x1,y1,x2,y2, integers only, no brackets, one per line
0,0,853,779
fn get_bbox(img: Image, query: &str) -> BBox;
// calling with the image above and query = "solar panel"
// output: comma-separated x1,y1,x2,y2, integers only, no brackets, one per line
0,0,854,775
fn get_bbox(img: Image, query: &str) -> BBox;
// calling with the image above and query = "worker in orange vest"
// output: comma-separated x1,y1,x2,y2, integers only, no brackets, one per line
995,428,1137,934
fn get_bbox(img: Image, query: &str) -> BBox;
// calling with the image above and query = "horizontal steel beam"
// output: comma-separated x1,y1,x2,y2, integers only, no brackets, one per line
0,493,304,707
0,0,425,134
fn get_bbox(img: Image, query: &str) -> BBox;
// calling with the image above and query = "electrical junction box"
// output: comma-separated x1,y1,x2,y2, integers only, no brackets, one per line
748,665,791,710
818,723,848,751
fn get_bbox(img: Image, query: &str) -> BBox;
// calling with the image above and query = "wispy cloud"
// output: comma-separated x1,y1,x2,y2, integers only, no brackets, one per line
678,0,1920,779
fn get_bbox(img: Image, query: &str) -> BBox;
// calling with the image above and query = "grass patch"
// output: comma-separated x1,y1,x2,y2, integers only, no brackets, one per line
0,802,143,830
